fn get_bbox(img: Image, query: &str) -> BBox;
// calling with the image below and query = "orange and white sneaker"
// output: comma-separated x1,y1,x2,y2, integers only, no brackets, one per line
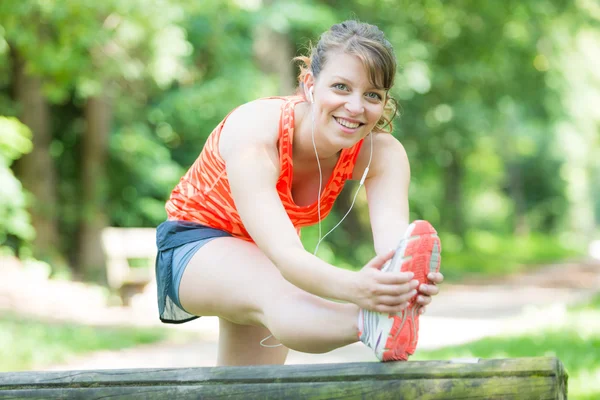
358,220,441,362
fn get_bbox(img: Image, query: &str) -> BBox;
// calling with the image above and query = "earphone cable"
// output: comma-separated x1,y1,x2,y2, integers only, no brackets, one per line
312,101,324,255
315,131,373,252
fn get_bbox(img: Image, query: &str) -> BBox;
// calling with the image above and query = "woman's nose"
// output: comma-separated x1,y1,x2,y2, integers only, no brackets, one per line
344,95,364,115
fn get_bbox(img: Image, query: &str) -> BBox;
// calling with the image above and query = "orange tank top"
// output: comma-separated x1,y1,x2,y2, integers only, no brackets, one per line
165,96,364,241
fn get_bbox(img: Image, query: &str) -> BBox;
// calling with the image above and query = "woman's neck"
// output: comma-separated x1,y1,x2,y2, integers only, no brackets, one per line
293,102,341,164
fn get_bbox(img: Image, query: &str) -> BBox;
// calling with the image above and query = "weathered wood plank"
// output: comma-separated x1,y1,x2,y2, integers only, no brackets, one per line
0,357,567,400
0,378,562,400
0,357,564,385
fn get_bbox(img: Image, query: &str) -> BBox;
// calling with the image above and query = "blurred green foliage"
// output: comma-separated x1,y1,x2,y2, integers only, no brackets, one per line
0,0,599,278
440,231,582,280
0,117,34,248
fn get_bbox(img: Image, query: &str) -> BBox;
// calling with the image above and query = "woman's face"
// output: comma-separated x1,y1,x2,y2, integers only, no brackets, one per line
310,51,387,150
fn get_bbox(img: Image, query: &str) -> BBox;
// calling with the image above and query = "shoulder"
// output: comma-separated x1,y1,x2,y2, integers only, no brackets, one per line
352,133,409,180
219,98,286,161
374,132,406,151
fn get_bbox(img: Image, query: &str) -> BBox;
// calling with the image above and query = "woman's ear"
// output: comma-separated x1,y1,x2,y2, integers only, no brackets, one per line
303,72,315,102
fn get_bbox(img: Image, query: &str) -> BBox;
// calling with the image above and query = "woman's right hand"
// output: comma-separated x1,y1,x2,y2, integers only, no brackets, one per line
351,250,419,313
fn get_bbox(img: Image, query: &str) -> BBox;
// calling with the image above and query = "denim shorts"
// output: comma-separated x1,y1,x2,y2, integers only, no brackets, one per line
168,237,222,312
156,220,232,324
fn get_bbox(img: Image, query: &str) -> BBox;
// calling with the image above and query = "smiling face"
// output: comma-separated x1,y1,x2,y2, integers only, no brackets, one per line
306,51,387,151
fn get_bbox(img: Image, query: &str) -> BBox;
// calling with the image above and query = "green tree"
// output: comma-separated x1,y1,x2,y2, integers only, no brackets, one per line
1,0,597,281
0,0,190,279
0,117,34,251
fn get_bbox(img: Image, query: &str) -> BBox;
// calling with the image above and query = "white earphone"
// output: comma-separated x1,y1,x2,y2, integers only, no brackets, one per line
309,87,314,103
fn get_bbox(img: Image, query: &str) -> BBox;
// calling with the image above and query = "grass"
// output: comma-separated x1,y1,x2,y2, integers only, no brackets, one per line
413,293,600,400
0,312,189,372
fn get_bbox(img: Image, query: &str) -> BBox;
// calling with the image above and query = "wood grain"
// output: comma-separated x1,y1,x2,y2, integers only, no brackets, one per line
0,357,567,399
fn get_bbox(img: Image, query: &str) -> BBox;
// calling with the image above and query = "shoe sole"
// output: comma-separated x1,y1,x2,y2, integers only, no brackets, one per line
381,220,441,361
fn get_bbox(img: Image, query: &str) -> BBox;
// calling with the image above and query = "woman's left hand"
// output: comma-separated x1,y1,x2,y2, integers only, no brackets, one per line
416,272,444,314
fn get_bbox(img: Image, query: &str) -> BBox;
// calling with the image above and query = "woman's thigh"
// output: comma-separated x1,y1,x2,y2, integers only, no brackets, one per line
178,236,297,326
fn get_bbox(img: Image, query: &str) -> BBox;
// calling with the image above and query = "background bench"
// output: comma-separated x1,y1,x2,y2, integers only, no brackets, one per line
0,357,567,399
101,227,156,306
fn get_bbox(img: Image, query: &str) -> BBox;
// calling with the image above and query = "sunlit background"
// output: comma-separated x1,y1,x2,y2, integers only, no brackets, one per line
1,0,599,398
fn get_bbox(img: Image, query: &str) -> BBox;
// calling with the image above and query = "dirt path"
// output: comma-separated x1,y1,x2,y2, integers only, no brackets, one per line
2,256,599,370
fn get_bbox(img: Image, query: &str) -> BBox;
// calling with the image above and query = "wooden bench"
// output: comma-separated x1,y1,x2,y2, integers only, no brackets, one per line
0,357,567,399
101,227,157,306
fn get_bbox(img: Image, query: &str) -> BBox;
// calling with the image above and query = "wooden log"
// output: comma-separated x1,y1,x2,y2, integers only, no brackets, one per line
0,357,567,399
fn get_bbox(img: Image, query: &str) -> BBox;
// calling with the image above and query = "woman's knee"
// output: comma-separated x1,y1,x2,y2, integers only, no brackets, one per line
217,318,289,366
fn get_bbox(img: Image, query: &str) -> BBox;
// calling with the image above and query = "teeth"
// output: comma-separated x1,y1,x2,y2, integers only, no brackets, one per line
335,117,360,129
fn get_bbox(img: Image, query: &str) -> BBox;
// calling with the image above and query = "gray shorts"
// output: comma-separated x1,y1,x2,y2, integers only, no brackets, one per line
156,220,232,324
168,236,223,313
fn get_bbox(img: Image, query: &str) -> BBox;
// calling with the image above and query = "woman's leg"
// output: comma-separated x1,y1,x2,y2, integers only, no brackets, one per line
217,318,289,366
178,237,360,365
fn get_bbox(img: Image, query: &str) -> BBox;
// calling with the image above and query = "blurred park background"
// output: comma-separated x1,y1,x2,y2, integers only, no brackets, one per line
1,0,600,398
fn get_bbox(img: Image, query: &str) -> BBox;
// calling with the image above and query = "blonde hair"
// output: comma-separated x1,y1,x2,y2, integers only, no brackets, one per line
295,20,398,133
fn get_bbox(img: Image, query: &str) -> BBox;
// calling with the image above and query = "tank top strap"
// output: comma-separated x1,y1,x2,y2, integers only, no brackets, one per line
340,137,365,180
277,96,305,180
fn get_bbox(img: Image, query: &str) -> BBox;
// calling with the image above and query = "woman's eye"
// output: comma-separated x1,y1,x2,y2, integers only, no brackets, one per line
333,83,348,91
366,92,383,100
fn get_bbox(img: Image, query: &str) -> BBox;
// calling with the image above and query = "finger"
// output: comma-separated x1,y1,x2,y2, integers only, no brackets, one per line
373,301,409,314
374,282,415,296
419,307,427,315
376,290,418,305
418,284,439,296
367,249,395,270
416,294,432,306
427,272,444,284
377,272,416,285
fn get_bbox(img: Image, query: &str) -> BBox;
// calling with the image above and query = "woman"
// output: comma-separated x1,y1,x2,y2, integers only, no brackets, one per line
156,20,443,365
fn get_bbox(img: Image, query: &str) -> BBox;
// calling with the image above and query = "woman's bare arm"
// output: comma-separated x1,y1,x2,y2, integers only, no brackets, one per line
220,101,415,312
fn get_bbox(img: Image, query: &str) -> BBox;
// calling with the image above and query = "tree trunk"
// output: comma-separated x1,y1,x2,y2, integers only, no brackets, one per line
76,94,111,282
253,0,295,95
443,153,465,236
10,45,61,263
506,162,529,236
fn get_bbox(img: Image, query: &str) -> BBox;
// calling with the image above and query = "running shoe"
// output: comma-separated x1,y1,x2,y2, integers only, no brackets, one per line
358,220,441,361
